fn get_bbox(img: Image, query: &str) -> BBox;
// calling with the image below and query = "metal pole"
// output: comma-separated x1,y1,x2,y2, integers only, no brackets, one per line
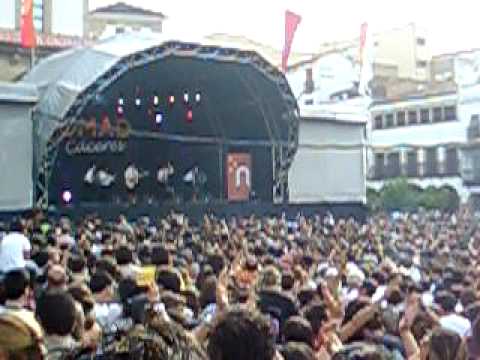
219,144,224,202
30,46,36,69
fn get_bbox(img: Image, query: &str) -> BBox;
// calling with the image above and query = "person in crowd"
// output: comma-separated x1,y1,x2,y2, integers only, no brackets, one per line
1,208,480,359
89,271,122,330
36,290,80,358
0,219,31,274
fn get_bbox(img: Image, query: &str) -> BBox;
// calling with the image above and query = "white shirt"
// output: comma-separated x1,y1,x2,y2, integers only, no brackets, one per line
94,302,123,330
124,166,139,189
0,232,31,273
440,313,471,337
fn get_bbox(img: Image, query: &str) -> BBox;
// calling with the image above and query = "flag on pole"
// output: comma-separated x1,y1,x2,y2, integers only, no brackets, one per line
21,0,37,49
282,10,302,73
358,22,374,96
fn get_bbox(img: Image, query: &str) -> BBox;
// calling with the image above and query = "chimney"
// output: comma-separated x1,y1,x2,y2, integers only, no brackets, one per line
304,68,314,94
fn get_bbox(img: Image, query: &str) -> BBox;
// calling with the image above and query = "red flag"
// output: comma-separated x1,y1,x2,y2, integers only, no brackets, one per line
359,22,368,67
21,0,36,48
282,10,302,73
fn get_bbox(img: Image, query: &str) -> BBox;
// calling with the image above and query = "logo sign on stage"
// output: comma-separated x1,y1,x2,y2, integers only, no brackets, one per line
227,153,251,201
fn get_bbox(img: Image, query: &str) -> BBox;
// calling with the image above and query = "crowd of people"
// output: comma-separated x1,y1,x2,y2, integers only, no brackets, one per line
0,208,479,359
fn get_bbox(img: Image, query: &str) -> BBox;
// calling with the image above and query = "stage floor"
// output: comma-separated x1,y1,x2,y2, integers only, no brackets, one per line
42,200,367,222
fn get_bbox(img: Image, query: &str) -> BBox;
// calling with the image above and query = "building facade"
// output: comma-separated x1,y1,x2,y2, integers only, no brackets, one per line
0,0,88,81
367,89,476,201
87,2,166,40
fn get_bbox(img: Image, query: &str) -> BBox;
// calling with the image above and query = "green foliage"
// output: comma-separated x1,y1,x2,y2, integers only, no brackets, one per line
368,178,459,212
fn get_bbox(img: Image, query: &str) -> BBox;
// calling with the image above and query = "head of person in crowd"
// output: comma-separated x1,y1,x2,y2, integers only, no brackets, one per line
37,290,79,359
422,328,467,360
2,269,31,309
207,307,276,360
89,271,115,303
46,265,67,291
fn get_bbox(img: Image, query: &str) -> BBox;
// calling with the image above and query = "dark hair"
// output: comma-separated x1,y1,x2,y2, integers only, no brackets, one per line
89,271,113,294
95,258,118,279
32,250,49,268
435,291,457,313
36,290,77,336
3,269,30,301
283,316,314,347
460,288,477,308
207,307,275,360
303,302,327,335
68,255,86,273
156,268,182,293
428,328,467,360
199,275,217,309
151,246,170,266
115,246,133,266
280,342,315,360
9,218,23,233
282,272,295,292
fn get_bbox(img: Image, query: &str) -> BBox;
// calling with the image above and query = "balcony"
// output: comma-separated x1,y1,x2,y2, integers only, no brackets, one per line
369,161,459,181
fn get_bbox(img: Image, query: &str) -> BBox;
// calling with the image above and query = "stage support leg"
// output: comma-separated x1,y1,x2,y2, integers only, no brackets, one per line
219,144,224,201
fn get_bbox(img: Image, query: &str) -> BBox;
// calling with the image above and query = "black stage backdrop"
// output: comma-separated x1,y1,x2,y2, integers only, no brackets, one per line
48,56,293,206
50,139,273,204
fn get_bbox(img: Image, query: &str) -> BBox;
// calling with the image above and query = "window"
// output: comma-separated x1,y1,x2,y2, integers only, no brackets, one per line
397,111,406,126
445,148,459,175
408,110,418,124
304,68,314,94
444,106,457,121
433,107,443,122
387,153,401,178
417,60,428,68
32,0,44,32
374,153,385,179
420,109,430,123
417,38,426,46
468,114,480,139
385,114,394,128
406,151,418,177
374,115,383,129
425,148,438,176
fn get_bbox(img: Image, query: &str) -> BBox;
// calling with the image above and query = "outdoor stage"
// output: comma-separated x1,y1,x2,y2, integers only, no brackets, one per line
0,32,367,221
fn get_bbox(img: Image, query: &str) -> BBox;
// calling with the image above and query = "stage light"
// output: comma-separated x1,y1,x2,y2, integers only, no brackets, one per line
183,91,189,103
135,97,142,107
155,112,163,124
186,109,193,122
62,190,72,204
118,97,124,106
195,92,201,103
153,94,160,106
116,105,124,116
168,95,175,105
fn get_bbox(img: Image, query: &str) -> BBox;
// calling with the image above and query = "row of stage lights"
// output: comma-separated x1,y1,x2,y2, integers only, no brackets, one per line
116,91,202,125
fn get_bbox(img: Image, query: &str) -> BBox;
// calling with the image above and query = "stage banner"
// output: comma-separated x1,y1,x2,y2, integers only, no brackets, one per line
227,153,252,201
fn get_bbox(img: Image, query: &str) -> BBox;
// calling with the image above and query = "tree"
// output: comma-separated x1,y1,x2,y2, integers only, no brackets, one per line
380,178,420,212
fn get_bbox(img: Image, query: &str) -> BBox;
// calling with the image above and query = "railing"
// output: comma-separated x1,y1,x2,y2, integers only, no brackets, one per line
369,161,460,181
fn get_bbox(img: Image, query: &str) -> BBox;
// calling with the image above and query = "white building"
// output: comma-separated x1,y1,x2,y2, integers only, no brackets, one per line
286,51,369,204
367,91,468,200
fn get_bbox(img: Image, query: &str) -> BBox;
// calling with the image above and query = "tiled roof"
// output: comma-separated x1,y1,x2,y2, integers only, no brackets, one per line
91,2,166,18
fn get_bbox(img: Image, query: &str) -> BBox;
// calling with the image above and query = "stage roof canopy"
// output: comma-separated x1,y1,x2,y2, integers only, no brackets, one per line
23,31,298,144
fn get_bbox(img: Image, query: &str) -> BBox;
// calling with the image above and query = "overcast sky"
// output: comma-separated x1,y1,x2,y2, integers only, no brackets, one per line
90,0,479,55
